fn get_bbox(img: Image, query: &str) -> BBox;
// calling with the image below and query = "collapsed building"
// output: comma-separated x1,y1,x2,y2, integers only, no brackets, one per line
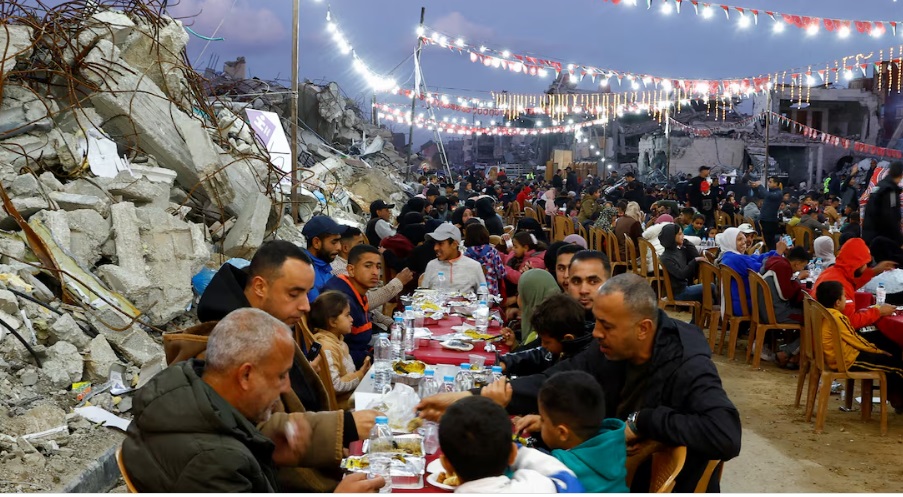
0,1,410,491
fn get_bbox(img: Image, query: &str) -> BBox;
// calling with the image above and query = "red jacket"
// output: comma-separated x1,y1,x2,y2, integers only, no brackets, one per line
812,237,879,329
761,256,806,304
515,187,532,211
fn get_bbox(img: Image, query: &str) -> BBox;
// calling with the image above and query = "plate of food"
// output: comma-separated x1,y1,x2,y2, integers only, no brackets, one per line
392,360,426,375
440,339,474,352
426,459,443,474
427,471,460,490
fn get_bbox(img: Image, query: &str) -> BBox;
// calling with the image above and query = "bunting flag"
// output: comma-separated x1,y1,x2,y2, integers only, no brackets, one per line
766,111,903,159
602,0,903,39
668,114,760,137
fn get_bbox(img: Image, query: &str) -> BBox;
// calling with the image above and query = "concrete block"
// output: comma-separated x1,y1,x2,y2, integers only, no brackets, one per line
42,341,83,388
0,25,33,77
84,335,120,383
38,172,63,192
104,172,168,204
30,210,70,252
10,174,39,197
109,202,147,277
87,307,162,367
0,197,49,230
61,178,108,199
49,191,110,217
0,289,18,315
65,209,111,268
49,313,91,350
0,233,26,264
223,192,272,259
90,10,136,46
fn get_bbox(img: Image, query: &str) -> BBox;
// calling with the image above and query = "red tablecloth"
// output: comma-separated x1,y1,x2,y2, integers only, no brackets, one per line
410,315,508,366
854,292,903,347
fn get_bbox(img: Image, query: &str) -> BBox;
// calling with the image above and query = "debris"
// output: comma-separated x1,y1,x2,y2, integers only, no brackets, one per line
222,191,273,258
73,406,130,432
42,341,83,389
84,335,120,383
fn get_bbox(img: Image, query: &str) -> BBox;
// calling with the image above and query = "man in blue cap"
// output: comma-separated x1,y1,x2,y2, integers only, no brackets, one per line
302,216,348,301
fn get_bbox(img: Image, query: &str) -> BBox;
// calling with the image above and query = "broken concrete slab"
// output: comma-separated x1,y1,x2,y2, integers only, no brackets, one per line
223,191,272,258
0,404,67,440
103,172,168,204
0,25,34,82
65,209,111,268
10,174,40,197
49,191,110,217
0,289,18,315
30,209,71,253
86,307,161,367
84,335,119,383
38,172,64,192
49,313,91,350
42,341,83,388
0,232,26,264
108,202,148,278
0,197,50,230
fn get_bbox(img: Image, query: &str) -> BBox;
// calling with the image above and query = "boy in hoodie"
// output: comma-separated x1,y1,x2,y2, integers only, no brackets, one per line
438,396,583,494
499,294,592,376
533,371,629,493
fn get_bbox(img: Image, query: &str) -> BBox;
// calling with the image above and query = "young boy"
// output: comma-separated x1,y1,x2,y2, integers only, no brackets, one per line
816,281,903,412
499,295,591,376
516,371,628,493
438,396,583,493
683,214,707,237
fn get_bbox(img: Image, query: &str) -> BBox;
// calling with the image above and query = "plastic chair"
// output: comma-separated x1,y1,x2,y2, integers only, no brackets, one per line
116,446,139,493
625,442,687,493
747,270,802,369
745,241,764,255
807,298,888,435
658,261,702,323
577,222,588,242
718,265,751,360
694,460,724,493
606,231,630,275
698,260,721,351
624,236,640,275
552,215,574,242
798,296,818,411
715,210,731,229
524,206,539,223
790,225,816,252
590,227,606,252
637,238,658,284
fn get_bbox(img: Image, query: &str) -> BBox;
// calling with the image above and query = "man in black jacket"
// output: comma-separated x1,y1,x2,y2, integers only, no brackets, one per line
688,166,717,227
862,161,903,265
417,273,742,492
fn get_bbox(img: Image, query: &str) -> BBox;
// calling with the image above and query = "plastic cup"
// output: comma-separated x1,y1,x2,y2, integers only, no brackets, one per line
469,354,486,370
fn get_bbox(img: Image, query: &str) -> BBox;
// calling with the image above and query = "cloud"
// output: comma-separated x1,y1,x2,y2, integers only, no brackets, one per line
431,12,494,41
167,0,288,47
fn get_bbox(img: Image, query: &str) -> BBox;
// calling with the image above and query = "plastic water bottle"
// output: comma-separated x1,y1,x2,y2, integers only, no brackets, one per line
813,258,824,281
403,306,415,334
491,365,504,383
372,333,393,395
368,416,394,493
436,271,447,297
419,370,439,398
474,297,490,333
390,317,404,361
403,316,415,354
455,363,474,391
877,282,887,306
477,282,490,304
439,375,456,393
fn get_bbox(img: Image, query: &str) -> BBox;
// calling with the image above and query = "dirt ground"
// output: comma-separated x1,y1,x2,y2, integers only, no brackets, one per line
666,306,903,493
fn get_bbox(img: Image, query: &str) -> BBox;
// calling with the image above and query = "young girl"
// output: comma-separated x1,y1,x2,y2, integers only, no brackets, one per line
504,231,547,286
310,291,371,410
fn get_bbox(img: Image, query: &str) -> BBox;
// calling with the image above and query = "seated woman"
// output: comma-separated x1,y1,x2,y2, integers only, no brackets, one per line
310,291,371,410
813,235,836,267
717,227,786,316
658,223,708,303
499,269,560,351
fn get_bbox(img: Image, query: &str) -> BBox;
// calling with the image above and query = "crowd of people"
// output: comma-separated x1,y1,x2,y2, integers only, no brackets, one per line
117,160,903,493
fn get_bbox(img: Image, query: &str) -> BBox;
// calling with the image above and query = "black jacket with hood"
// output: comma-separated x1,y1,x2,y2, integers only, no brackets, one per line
862,176,903,246
500,331,594,377
123,360,279,492
504,310,742,492
658,223,700,296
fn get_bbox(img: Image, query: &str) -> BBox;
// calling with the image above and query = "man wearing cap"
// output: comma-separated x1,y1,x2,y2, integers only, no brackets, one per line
688,166,716,227
302,216,348,302
737,223,758,251
366,200,395,248
419,223,486,293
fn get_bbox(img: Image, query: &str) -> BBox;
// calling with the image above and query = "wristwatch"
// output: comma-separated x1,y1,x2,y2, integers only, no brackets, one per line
626,411,639,434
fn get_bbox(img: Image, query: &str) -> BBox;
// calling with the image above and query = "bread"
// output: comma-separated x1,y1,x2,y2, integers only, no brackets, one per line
437,472,460,487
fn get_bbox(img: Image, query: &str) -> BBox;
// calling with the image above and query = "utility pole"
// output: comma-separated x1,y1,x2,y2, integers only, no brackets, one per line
405,7,426,182
762,89,771,184
290,0,300,222
664,96,672,182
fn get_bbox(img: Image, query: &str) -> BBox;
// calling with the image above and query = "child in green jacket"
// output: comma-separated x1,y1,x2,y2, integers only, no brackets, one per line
533,371,629,493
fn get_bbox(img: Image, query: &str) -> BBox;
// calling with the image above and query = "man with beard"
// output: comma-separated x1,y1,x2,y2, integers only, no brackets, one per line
688,166,716,227
416,274,741,492
322,245,383,368
124,309,383,492
302,216,348,301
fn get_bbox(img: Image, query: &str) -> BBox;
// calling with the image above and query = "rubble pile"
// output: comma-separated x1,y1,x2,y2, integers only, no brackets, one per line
0,1,411,491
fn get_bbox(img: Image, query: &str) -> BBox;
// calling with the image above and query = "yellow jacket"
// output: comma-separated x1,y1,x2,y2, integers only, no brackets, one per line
823,308,885,370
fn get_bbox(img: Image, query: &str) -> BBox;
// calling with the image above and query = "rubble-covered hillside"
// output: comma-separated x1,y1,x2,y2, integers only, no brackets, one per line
0,0,410,491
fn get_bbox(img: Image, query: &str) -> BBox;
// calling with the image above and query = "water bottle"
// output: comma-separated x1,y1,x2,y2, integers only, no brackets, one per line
390,317,404,361
474,298,489,333
477,282,490,304
491,365,504,383
404,306,415,336
368,416,394,493
813,258,824,281
419,369,439,398
372,333,393,395
877,282,887,306
439,375,456,393
403,316,415,354
436,271,447,298
455,363,473,391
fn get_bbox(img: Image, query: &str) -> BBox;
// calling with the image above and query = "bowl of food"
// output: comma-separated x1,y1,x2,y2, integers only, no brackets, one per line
392,360,426,386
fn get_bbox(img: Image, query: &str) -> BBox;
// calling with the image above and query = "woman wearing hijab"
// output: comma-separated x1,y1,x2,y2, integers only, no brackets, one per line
659,223,706,303
515,217,548,245
718,227,786,315
813,236,836,267
592,205,619,233
614,200,643,263
475,196,505,236
499,269,561,351
450,206,474,229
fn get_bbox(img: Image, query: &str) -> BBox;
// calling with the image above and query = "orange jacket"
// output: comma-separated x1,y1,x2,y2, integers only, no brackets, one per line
813,238,879,329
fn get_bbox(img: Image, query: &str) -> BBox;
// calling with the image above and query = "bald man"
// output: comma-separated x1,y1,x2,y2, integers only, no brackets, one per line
124,308,382,493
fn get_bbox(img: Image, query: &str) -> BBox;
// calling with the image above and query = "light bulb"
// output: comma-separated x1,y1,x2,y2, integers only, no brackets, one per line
502,50,511,58
738,15,750,28
806,25,819,36
661,2,673,15
456,38,465,47
702,6,713,18
416,26,425,36
773,22,785,33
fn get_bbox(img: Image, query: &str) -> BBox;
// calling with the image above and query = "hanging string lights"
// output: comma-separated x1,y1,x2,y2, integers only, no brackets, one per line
324,8,397,92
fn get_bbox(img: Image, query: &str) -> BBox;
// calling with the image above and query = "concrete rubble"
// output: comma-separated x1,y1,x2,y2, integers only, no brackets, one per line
0,1,411,492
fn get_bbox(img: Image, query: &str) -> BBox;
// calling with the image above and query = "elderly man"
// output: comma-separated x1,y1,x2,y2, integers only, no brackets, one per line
165,240,380,492
419,223,486,293
124,309,381,493
417,274,742,492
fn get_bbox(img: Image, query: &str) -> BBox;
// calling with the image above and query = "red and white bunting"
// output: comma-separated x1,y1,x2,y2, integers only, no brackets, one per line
766,111,903,159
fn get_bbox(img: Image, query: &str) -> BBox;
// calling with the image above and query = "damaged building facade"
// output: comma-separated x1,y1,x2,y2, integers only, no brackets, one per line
0,1,410,492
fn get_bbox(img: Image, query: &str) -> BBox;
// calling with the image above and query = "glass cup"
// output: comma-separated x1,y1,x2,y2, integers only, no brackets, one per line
417,422,440,454
469,354,486,370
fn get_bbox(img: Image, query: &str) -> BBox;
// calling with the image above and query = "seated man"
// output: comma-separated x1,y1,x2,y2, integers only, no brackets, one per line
419,223,486,293
302,216,348,301
322,245,383,369
438,396,583,493
761,246,811,368
165,240,380,492
124,308,380,493
499,294,591,376
417,274,742,492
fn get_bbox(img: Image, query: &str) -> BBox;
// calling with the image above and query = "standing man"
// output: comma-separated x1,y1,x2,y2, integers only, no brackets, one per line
366,200,395,248
419,223,486,293
862,161,903,256
323,245,383,368
302,216,348,301
688,166,716,227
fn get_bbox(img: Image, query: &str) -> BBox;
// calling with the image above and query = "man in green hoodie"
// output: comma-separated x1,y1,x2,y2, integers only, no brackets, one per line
515,371,629,493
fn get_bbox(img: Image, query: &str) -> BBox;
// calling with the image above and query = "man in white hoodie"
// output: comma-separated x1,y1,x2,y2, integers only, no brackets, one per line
438,396,583,494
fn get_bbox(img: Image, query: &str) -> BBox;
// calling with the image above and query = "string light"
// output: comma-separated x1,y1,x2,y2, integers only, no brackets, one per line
325,8,396,91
